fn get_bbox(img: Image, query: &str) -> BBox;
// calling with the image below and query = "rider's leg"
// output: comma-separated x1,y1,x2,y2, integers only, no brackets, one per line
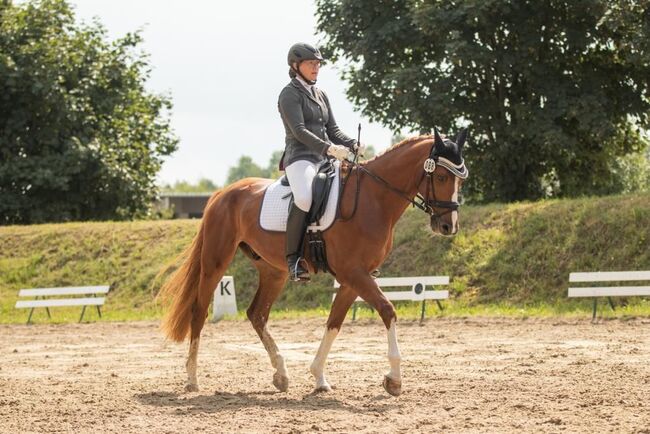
284,160,317,281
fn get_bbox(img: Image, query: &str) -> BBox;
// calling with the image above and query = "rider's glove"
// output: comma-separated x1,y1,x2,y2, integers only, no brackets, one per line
327,144,350,161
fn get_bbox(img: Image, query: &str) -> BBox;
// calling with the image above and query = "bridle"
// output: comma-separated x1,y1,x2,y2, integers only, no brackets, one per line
339,141,468,221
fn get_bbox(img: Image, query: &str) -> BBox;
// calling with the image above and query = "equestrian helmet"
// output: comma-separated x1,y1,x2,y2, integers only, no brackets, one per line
287,43,324,66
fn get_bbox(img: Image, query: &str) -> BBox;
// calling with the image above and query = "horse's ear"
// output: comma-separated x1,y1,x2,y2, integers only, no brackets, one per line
456,128,468,149
433,127,444,149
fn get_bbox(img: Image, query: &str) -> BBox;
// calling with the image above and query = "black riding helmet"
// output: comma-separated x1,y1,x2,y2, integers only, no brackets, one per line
287,42,324,84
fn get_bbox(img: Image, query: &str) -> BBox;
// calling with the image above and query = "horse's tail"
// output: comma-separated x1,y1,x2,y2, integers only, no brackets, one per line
157,218,206,343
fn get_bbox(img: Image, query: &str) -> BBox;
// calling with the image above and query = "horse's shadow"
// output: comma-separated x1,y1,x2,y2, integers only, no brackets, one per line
134,388,397,415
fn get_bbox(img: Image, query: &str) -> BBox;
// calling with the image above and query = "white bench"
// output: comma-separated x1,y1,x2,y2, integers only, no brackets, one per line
15,285,110,324
333,276,449,322
568,271,650,320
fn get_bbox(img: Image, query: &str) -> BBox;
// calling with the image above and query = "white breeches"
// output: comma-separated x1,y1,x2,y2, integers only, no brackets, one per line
285,160,318,212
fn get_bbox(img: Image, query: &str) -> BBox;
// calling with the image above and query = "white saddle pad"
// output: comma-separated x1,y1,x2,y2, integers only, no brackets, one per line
259,160,341,232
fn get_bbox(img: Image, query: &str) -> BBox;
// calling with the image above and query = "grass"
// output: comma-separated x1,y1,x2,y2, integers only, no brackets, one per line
11,298,650,325
1,192,649,324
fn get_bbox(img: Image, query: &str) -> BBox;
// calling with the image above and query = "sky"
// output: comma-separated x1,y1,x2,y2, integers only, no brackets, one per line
69,0,395,186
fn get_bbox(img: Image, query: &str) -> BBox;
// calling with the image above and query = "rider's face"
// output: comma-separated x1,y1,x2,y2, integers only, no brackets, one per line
297,60,321,81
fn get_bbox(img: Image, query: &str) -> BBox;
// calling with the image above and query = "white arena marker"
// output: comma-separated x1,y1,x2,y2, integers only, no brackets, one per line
212,276,237,321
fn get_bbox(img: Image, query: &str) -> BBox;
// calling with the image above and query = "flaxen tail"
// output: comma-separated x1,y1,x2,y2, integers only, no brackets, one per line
157,220,205,343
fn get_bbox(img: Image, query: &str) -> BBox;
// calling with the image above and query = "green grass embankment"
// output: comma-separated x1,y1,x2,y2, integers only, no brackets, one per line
1,192,649,323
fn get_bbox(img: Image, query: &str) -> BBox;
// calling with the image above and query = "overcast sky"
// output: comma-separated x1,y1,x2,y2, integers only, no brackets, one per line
69,1,395,186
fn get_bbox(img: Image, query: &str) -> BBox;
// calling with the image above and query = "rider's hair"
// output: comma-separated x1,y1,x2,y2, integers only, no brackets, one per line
289,68,297,79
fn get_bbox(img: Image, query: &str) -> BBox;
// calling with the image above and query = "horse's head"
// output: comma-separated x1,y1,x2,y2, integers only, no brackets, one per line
418,127,469,236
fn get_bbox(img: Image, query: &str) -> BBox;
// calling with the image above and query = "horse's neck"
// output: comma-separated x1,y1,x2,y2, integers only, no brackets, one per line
363,139,430,222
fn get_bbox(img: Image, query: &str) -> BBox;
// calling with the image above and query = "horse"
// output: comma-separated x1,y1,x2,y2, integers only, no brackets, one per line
158,128,468,396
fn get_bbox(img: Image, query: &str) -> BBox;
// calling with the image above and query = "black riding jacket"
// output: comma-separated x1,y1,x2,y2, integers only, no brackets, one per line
277,78,356,169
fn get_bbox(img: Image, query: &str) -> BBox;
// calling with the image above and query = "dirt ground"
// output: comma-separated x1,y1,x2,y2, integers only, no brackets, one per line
1,317,649,433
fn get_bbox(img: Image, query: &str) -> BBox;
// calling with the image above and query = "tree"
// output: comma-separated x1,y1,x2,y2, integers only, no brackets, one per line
226,156,267,184
0,0,178,224
316,0,650,202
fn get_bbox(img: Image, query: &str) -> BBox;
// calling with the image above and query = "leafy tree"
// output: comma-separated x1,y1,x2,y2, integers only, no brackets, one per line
316,0,650,202
226,155,267,184
0,0,178,224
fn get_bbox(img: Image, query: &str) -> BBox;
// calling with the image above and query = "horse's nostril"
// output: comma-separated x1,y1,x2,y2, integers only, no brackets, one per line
440,223,451,234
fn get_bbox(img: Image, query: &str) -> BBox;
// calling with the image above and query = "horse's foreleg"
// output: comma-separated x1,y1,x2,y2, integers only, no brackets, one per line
384,318,402,396
310,284,357,392
340,270,402,396
246,262,289,392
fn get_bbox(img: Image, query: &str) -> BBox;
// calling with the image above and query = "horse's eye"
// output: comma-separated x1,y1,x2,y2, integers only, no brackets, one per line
436,175,447,183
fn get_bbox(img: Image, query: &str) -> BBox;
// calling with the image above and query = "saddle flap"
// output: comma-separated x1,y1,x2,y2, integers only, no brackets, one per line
308,160,336,224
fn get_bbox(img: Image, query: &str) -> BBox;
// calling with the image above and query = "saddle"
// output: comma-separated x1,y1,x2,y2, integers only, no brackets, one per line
263,159,338,275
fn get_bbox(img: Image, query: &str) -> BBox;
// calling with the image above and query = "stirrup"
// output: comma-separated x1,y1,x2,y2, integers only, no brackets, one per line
288,257,310,282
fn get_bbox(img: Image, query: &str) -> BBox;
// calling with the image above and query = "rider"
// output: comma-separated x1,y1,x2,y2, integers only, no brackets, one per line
278,42,363,282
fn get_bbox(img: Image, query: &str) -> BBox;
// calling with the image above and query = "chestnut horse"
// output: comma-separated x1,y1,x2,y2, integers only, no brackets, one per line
158,128,468,396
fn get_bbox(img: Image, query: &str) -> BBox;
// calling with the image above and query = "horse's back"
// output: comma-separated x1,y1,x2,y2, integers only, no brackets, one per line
203,177,274,222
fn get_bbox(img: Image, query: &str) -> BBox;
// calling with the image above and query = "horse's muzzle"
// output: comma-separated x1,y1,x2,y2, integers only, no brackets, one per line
430,214,458,236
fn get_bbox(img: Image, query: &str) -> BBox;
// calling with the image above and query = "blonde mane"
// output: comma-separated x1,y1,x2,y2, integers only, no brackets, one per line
360,134,433,165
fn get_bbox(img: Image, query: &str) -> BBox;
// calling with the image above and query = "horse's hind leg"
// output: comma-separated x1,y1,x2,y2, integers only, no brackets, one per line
310,284,357,392
245,259,289,392
185,216,238,392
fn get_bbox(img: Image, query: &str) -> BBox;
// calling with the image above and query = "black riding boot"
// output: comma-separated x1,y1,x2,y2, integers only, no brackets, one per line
286,204,310,281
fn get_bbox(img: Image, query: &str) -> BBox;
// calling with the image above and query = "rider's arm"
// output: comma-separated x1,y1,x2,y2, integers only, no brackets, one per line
278,89,331,154
322,91,357,150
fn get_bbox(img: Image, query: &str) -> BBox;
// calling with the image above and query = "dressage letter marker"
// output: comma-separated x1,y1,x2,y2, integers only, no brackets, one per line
213,276,237,321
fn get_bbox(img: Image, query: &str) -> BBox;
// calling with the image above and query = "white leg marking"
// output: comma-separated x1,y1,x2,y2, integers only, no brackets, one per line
310,328,339,391
387,320,401,382
261,326,287,375
185,337,200,391
260,326,289,391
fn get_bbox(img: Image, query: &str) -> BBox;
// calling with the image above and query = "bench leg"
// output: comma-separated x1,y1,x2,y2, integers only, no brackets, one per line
79,305,87,323
27,295,44,324
607,297,615,311
420,300,426,323
97,305,102,318
352,303,358,321
592,298,598,322
436,300,444,311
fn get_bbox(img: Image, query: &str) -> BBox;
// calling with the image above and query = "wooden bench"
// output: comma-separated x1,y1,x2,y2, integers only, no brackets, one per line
568,271,650,321
15,285,110,324
333,276,449,322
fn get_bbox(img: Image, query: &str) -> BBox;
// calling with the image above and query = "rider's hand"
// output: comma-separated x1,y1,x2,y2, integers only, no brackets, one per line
354,142,367,157
327,144,350,161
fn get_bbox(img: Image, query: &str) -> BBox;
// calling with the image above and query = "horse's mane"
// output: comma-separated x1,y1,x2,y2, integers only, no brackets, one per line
360,134,432,165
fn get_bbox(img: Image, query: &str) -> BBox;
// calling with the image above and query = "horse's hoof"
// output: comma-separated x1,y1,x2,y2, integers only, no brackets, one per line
184,383,199,392
313,384,332,393
273,372,289,392
382,375,402,397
